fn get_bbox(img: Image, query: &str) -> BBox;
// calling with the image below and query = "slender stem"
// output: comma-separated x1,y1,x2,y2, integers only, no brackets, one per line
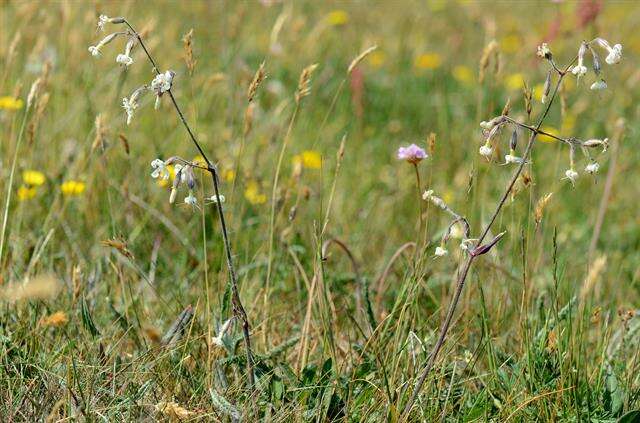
0,107,30,267
401,59,575,419
123,20,255,389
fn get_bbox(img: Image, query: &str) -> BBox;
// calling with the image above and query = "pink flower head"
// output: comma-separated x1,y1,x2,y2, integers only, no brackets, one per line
397,144,428,164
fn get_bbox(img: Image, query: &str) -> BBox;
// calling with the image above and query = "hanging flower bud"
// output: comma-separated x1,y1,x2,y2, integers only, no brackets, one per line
541,70,552,104
571,42,588,78
588,45,601,75
509,129,518,151
88,32,120,57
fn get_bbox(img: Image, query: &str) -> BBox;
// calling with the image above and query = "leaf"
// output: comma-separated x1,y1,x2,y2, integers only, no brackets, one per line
81,297,100,337
209,388,241,421
618,410,640,423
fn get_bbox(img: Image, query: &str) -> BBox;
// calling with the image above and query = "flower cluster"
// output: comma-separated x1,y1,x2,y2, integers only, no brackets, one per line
570,37,622,90
87,15,176,125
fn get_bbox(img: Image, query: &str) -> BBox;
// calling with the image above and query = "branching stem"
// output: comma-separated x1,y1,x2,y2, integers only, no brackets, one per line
123,19,255,390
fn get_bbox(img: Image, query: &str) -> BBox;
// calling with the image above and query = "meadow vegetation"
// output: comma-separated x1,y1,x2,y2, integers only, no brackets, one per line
1,1,640,421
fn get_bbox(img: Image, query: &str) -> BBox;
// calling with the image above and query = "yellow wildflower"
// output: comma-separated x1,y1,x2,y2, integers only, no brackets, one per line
415,53,442,70
0,96,24,110
326,10,349,26
368,51,386,68
223,169,236,182
532,83,545,102
538,126,560,143
17,185,36,201
501,34,521,54
157,165,176,188
561,114,576,133
40,311,68,327
505,73,525,91
293,150,322,169
452,65,474,84
23,170,45,186
244,180,267,205
192,155,206,167
61,180,86,196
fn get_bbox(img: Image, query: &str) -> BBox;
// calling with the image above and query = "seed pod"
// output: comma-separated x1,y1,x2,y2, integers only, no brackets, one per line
589,46,601,75
542,70,552,104
510,129,518,151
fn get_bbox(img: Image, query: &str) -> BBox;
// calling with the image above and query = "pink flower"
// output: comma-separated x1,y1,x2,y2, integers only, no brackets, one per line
397,144,428,164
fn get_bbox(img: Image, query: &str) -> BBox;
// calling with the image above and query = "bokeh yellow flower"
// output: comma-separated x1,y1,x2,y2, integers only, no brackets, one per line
501,34,521,54
244,180,267,205
192,155,206,167
368,51,386,68
223,169,236,182
157,165,176,187
293,150,322,169
23,170,45,186
415,53,442,70
538,126,560,143
532,82,545,102
561,114,576,133
17,185,37,201
452,65,474,84
505,73,526,91
61,180,86,196
327,10,349,26
0,96,24,110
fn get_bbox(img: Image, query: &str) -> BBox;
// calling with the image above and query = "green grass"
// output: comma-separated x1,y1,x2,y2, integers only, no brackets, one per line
1,1,640,421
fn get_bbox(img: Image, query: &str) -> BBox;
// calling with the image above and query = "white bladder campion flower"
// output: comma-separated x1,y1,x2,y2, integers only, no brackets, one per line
122,86,145,125
184,191,198,207
151,159,170,180
151,70,175,109
590,79,607,90
434,246,448,258
88,32,120,57
571,42,588,78
116,39,136,67
585,162,600,174
209,194,226,203
97,15,110,31
504,154,525,165
564,169,579,185
479,143,493,159
596,38,623,65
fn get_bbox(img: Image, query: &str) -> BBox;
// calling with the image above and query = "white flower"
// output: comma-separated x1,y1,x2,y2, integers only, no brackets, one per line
88,45,101,56
571,42,588,78
122,97,136,125
564,169,579,185
585,162,600,174
590,79,607,90
460,238,478,252
504,154,524,164
184,191,198,206
434,246,448,257
605,44,622,65
422,189,447,209
479,144,493,158
97,15,110,31
571,64,587,77
151,71,174,95
116,54,133,67
211,318,233,347
209,194,226,203
596,38,623,65
151,159,170,180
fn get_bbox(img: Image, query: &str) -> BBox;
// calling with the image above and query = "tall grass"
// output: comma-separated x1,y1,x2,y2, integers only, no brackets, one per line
1,1,640,421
